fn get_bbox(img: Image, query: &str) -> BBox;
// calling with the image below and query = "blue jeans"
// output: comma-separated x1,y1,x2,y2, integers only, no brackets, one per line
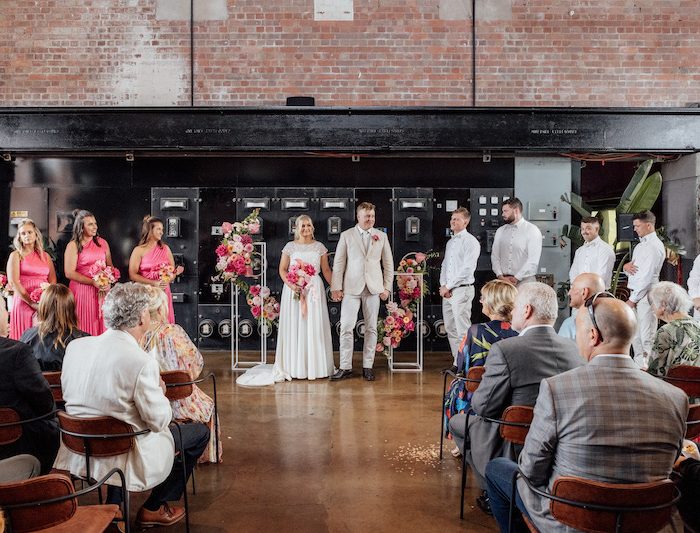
485,457,530,533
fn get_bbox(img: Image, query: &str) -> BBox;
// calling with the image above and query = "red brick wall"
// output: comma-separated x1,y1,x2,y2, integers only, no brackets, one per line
1,0,699,107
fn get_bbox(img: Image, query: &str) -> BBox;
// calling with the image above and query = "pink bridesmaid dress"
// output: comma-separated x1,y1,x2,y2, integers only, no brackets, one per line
9,251,50,340
69,237,108,336
138,244,175,323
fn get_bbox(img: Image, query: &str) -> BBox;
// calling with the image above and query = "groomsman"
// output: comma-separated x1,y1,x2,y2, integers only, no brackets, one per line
491,198,542,286
688,253,700,319
623,210,665,368
569,216,616,289
330,202,394,381
439,207,480,371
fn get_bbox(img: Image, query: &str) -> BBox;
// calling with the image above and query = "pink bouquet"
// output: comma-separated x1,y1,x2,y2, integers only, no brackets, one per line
247,284,281,325
213,209,260,283
87,260,121,291
286,259,316,318
0,272,10,298
29,282,51,303
157,262,176,283
375,302,415,353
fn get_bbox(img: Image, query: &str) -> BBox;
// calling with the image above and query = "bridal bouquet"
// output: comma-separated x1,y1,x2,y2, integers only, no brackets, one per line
286,259,316,318
213,209,261,283
375,302,415,353
29,282,51,303
87,260,121,291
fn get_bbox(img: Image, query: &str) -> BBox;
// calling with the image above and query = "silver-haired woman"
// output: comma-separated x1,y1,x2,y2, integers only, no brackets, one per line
647,281,700,377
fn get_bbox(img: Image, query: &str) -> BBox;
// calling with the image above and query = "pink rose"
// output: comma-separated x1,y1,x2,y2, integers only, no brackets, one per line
376,343,384,353
372,234,379,241
303,264,316,276
415,253,426,263
248,222,260,234
215,244,228,257
221,222,233,233
249,285,261,296
241,235,253,245
251,305,261,318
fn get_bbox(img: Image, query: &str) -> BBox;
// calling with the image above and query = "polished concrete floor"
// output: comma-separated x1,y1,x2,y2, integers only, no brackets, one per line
122,350,499,532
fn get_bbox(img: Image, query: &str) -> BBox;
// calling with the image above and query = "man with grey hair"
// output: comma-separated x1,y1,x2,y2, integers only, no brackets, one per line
54,282,209,528
449,282,583,515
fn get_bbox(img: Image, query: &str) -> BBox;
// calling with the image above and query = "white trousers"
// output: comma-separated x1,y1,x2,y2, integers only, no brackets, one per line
442,285,475,364
339,287,380,370
632,296,658,368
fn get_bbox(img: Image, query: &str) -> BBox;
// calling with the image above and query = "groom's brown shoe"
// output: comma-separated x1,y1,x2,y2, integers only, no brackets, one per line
362,368,375,381
330,369,353,380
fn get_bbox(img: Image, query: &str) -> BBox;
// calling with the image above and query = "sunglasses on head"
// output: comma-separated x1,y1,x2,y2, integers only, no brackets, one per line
584,291,615,342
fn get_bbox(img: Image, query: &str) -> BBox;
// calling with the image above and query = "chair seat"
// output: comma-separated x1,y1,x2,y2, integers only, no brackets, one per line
37,504,120,533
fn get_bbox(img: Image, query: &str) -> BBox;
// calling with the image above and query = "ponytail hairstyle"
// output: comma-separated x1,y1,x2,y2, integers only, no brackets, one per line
71,209,101,253
138,216,164,248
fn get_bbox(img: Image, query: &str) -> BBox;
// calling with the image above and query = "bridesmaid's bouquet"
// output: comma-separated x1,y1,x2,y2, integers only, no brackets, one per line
87,260,121,291
157,262,176,283
0,272,10,298
29,282,51,303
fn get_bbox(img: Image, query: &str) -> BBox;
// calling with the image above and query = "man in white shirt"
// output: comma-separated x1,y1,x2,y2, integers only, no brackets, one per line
439,207,480,370
557,272,606,340
688,254,700,319
491,198,542,286
623,210,666,368
569,216,616,289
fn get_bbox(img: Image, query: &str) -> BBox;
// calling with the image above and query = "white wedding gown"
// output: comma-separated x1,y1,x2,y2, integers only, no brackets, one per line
236,241,334,386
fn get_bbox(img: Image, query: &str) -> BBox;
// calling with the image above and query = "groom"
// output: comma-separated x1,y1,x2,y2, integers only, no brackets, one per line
331,202,394,381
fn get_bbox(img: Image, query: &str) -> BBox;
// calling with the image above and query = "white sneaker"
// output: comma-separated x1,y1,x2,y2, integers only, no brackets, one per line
451,446,462,458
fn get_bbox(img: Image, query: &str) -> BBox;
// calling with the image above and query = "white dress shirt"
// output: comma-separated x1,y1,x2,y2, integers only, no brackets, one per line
627,231,665,303
357,224,371,252
491,217,543,281
439,229,480,289
569,236,616,288
688,254,700,299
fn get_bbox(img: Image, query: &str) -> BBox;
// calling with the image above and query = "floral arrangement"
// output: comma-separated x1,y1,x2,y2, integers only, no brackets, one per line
0,272,11,298
286,259,316,300
29,282,51,303
157,262,176,283
87,260,121,291
213,209,280,328
376,251,436,354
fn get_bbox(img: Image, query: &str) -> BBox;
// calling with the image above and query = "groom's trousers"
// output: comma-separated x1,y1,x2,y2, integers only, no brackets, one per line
339,287,380,370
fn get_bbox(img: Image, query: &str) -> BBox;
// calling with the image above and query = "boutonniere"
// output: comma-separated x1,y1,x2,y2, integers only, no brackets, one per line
372,234,380,242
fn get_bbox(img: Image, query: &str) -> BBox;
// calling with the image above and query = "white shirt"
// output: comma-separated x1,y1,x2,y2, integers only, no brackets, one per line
569,236,616,288
627,231,665,303
356,224,371,251
518,324,555,336
491,217,543,281
439,228,480,289
688,254,700,299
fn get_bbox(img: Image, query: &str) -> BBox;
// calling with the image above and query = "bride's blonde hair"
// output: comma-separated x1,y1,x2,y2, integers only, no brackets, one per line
293,215,314,241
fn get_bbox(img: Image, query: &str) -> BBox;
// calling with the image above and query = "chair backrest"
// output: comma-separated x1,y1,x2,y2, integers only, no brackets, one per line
499,405,534,445
687,403,700,440
43,371,63,403
58,412,136,458
161,370,194,402
465,366,485,393
664,365,700,397
0,407,22,445
550,477,677,533
0,473,77,532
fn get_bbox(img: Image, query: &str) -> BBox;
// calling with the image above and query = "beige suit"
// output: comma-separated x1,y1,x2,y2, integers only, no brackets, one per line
331,226,394,369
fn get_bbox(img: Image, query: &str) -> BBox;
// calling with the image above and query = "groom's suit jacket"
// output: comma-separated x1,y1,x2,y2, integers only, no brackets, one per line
518,355,687,533
331,226,394,295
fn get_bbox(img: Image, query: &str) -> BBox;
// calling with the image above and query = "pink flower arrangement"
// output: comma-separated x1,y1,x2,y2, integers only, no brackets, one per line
246,284,280,326
213,209,261,283
396,255,429,311
29,282,51,303
0,272,10,298
286,259,316,301
375,302,415,353
157,262,176,284
87,260,121,290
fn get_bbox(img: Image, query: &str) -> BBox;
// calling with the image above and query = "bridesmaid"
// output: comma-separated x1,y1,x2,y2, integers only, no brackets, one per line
128,216,183,323
6,219,57,340
64,209,114,335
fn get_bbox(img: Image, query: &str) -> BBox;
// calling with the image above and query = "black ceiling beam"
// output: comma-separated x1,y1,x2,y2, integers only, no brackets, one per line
0,107,698,154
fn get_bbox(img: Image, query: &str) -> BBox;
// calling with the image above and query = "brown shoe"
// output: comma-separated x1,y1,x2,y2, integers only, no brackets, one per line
136,503,186,527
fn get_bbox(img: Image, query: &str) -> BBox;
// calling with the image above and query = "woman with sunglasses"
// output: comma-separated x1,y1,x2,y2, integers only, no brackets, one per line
646,281,700,377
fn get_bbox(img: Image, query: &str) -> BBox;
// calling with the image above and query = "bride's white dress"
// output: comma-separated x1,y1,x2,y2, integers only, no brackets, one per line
236,240,334,386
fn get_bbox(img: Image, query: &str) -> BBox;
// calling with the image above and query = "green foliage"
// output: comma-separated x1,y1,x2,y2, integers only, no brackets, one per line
560,192,592,218
621,171,662,214
617,159,653,213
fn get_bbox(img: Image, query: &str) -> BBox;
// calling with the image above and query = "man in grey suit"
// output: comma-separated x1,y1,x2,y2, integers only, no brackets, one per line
449,282,583,513
486,296,688,533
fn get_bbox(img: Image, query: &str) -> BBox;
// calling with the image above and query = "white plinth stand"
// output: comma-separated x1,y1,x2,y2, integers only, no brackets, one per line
388,272,424,373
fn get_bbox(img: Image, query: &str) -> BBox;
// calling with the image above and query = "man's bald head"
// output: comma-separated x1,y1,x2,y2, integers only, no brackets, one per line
576,297,637,360
568,273,606,309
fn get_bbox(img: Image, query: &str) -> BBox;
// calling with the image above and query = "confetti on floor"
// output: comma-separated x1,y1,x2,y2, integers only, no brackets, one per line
383,442,458,477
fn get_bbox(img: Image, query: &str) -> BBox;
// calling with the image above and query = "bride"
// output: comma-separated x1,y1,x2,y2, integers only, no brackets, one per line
237,215,334,386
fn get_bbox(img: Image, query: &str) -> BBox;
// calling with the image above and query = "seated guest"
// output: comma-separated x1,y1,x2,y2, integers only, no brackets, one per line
449,282,582,514
444,280,518,457
486,296,688,533
675,455,700,531
20,284,88,371
141,286,221,463
0,454,41,483
647,281,700,377
53,282,209,528
558,272,605,339
0,294,58,474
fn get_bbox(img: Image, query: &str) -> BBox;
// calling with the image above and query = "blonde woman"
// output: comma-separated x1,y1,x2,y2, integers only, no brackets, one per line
140,286,221,463
20,284,88,371
273,215,334,381
6,220,57,339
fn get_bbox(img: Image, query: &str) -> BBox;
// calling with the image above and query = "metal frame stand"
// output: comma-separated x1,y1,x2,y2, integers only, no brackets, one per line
232,242,268,371
388,272,424,373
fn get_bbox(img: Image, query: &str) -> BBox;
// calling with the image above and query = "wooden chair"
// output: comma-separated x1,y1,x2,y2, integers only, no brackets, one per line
0,407,58,446
664,365,700,397
516,474,680,533
42,371,63,404
439,366,485,461
58,411,192,533
0,468,128,533
686,403,700,440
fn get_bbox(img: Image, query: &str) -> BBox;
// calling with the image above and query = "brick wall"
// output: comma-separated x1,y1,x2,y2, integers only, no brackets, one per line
1,0,699,107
